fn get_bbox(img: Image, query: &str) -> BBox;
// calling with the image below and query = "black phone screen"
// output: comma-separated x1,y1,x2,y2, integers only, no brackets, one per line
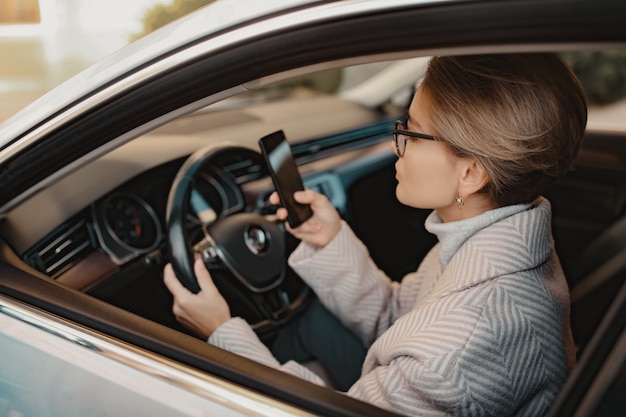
259,130,313,228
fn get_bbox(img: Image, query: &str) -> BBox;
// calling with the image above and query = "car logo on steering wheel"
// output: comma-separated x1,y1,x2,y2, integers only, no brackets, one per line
244,225,269,255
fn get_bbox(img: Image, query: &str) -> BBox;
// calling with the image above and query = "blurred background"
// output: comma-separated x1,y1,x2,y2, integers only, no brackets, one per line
1,0,625,124
0,0,213,122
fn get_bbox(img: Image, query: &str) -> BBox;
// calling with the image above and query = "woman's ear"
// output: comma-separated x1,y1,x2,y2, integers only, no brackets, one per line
458,159,489,196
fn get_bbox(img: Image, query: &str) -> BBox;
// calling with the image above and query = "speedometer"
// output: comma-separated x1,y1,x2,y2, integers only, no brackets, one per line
103,194,160,250
93,193,162,264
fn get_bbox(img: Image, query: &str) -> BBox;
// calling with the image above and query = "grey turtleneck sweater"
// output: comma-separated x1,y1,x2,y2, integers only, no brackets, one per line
210,197,575,417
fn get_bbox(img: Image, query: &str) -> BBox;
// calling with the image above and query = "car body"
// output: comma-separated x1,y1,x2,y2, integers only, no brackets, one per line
0,0,625,416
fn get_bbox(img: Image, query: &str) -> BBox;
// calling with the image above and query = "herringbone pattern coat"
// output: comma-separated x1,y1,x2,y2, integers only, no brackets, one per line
210,198,575,416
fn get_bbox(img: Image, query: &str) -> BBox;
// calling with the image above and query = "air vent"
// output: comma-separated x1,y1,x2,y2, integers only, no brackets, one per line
24,218,95,278
224,159,264,183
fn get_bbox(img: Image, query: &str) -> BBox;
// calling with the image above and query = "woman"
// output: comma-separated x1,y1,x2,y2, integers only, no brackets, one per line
163,53,587,416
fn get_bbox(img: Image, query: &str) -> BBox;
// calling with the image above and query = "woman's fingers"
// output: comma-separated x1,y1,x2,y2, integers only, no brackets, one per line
269,191,280,205
163,263,190,297
163,259,231,338
194,257,216,292
270,188,341,247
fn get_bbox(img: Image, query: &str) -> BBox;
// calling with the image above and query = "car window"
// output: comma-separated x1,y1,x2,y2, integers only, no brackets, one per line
203,60,419,114
563,50,626,130
171,50,626,138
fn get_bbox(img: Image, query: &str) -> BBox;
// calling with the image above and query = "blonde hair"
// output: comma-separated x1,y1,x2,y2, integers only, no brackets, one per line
421,53,587,206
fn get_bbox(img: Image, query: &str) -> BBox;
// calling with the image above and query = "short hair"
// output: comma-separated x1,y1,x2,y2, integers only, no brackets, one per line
420,53,588,207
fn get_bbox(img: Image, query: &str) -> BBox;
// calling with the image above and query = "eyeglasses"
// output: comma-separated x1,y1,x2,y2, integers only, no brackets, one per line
392,119,436,157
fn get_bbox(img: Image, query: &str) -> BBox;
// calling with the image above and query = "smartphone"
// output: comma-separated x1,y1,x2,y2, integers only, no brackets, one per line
259,130,313,228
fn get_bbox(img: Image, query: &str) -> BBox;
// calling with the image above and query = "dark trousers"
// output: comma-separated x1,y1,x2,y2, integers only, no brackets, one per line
270,298,368,391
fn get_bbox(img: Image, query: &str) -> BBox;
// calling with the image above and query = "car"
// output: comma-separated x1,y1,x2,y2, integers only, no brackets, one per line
0,0,625,416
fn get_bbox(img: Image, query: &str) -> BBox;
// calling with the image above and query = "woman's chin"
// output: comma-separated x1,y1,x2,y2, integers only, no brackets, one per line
395,188,432,210
395,188,410,206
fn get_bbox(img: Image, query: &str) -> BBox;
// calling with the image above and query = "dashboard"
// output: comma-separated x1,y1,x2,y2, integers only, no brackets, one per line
20,141,394,293
12,133,434,336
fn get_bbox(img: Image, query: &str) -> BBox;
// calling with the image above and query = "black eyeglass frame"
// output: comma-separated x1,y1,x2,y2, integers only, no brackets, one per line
392,119,436,157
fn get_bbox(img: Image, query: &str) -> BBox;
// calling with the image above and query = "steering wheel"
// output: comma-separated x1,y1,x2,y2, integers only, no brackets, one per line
166,143,310,334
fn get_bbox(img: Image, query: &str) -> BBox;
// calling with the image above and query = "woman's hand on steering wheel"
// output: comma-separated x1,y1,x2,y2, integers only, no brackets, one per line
271,189,342,249
164,258,231,339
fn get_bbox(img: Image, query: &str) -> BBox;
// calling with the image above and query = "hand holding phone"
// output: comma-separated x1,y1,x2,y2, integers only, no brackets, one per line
259,130,313,228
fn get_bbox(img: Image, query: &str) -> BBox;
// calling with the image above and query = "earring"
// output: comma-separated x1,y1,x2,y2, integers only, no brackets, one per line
456,194,464,208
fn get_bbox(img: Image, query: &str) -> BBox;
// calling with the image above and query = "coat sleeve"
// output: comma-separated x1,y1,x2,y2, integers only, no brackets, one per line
345,280,564,417
347,356,454,417
209,317,328,386
288,221,423,345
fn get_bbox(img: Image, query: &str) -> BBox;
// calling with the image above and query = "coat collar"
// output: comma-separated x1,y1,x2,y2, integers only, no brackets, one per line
424,197,553,298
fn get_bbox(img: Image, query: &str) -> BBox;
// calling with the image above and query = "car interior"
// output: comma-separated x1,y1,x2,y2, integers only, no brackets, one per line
1,50,625,415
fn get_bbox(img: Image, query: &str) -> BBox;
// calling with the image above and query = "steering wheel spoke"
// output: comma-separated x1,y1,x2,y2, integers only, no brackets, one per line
203,212,286,293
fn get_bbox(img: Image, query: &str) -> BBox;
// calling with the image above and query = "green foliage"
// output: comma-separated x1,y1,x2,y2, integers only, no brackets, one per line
132,0,216,41
562,51,626,105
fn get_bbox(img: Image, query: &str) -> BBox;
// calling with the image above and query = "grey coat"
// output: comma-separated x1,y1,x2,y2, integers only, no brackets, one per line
210,198,575,416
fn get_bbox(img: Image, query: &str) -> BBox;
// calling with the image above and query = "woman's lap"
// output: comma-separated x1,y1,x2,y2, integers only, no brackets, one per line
270,297,367,391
